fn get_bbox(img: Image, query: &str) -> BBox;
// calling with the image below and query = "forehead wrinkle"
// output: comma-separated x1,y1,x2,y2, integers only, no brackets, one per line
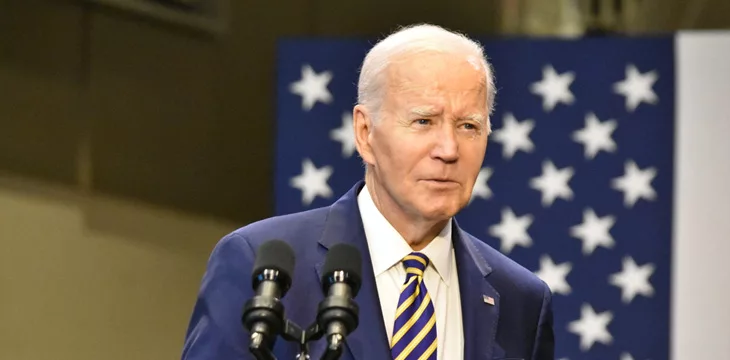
384,54,489,125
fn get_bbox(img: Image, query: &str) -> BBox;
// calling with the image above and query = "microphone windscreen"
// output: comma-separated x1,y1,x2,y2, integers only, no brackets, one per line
252,239,296,285
322,243,362,296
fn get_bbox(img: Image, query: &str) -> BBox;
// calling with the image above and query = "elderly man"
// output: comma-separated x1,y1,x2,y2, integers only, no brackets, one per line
181,24,554,360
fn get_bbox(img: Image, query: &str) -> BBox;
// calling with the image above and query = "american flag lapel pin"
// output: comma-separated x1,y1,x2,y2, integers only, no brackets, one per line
483,295,495,305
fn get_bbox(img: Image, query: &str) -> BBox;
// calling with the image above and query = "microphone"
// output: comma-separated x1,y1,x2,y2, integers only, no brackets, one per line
317,243,362,360
242,239,296,360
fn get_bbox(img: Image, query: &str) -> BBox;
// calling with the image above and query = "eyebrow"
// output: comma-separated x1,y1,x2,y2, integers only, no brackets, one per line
408,106,486,124
409,106,441,118
462,113,487,124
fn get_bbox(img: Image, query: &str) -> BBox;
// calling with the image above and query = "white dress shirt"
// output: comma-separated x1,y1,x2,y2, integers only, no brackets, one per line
357,184,464,360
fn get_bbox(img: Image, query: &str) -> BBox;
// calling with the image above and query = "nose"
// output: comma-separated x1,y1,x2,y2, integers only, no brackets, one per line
431,126,459,163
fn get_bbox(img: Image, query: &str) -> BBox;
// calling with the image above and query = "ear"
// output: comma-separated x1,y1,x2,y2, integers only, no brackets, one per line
353,104,376,166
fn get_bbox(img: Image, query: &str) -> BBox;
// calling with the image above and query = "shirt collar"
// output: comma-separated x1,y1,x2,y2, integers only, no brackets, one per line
357,184,453,286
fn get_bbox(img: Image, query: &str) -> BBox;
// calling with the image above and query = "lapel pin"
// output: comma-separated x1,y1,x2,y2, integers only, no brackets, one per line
483,295,495,305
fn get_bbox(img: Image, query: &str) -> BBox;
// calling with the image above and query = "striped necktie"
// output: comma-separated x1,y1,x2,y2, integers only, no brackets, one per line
390,252,438,360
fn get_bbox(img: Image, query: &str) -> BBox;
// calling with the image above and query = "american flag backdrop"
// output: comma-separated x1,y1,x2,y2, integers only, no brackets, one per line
274,36,674,360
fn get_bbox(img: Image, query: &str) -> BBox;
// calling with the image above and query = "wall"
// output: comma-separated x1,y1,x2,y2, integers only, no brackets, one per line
0,172,236,359
673,31,730,360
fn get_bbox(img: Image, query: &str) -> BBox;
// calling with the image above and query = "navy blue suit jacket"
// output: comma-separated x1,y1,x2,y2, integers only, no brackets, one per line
181,181,554,360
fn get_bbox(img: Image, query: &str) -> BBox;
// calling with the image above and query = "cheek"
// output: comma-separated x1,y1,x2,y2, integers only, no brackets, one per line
373,131,424,173
372,135,395,168
462,141,488,173
382,149,415,178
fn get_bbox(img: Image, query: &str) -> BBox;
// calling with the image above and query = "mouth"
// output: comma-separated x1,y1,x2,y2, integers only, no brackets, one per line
423,177,458,182
422,179,460,186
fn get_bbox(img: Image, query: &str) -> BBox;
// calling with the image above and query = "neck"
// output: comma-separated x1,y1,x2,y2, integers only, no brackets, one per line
364,171,449,251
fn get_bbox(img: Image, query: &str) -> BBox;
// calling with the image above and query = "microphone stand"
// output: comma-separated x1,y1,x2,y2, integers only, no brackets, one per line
246,318,346,360
297,321,345,360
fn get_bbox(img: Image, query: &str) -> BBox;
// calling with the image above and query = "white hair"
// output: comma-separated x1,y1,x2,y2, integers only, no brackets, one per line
356,23,497,131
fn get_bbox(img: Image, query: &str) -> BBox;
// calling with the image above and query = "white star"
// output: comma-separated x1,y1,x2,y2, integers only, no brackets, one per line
529,160,574,207
330,112,356,158
534,255,572,295
488,207,533,254
613,64,658,112
567,303,614,352
492,113,535,159
289,158,333,206
469,167,493,204
289,64,333,111
570,208,615,255
611,160,657,207
572,112,618,159
609,256,655,303
491,113,535,159
620,353,635,360
530,64,575,112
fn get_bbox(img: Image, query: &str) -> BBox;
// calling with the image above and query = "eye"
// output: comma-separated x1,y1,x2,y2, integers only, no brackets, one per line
461,122,480,131
415,119,431,125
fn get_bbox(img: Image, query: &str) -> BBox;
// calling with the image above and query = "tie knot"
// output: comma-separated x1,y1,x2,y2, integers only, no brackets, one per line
402,252,429,277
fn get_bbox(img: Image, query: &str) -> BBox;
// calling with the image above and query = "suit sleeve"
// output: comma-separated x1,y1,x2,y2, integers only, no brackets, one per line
531,283,555,360
180,233,257,360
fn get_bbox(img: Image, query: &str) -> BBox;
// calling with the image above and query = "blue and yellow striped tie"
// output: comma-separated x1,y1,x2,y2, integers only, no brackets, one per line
390,252,438,360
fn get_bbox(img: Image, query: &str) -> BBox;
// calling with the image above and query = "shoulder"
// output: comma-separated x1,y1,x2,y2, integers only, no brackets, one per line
211,206,331,258
182,207,333,359
460,229,550,301
233,207,330,243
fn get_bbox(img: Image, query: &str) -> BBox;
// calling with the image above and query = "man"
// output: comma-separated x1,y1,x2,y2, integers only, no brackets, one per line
181,23,554,360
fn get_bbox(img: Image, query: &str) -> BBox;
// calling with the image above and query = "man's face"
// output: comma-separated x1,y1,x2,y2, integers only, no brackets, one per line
358,51,490,221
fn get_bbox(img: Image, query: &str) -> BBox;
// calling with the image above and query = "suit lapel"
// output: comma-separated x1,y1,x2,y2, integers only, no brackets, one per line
453,220,500,360
313,181,391,360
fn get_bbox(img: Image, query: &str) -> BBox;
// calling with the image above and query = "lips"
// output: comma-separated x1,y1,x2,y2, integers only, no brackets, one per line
423,179,459,184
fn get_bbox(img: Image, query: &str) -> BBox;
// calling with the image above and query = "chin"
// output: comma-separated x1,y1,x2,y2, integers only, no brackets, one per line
415,200,462,220
405,187,468,219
